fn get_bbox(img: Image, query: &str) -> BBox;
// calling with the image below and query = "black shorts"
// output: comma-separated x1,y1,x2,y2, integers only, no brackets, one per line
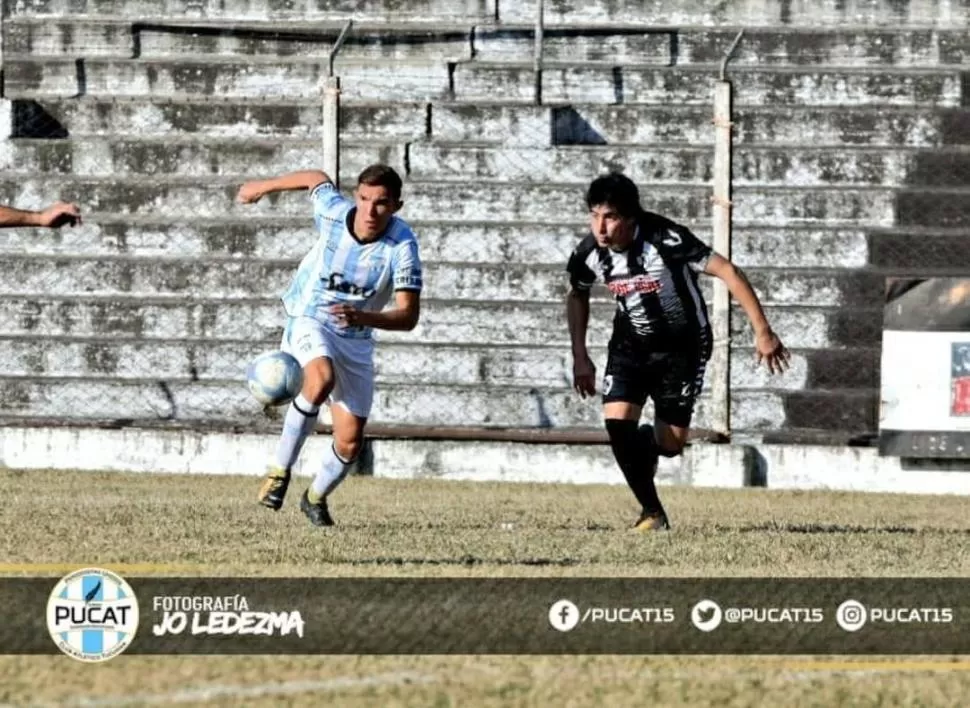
602,338,710,428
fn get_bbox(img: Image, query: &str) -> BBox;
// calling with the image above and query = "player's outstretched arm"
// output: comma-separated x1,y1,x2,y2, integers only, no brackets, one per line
567,288,597,398
703,253,791,374
0,202,81,229
330,290,420,332
237,170,333,204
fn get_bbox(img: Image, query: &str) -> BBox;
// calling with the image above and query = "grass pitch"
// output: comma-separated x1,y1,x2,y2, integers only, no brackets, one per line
1,468,969,706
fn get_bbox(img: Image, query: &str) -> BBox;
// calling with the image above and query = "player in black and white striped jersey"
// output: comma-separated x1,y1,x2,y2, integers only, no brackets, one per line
566,173,789,531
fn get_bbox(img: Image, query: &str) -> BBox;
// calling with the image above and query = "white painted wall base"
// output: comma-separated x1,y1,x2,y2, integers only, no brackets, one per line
2,426,970,496
753,444,970,495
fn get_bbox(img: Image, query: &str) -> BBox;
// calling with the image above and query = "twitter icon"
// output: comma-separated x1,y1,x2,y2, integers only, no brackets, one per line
691,599,723,631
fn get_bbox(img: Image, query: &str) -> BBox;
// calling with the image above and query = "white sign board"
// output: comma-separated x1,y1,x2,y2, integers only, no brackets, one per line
879,278,970,458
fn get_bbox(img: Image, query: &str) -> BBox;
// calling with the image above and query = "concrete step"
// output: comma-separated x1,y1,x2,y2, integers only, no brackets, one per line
477,25,669,64
0,255,594,302
0,292,882,352
0,218,869,270
6,97,430,141
6,19,666,65
0,376,607,428
8,137,968,188
8,0,961,27
11,98,968,149
779,390,879,433
409,143,970,187
5,58,963,107
497,0,966,27
6,0,498,22
4,19,476,62
897,190,970,228
0,337,587,388
4,18,135,58
796,347,881,391
0,374,872,433
477,27,970,67
729,306,883,350
731,227,869,270
0,137,405,180
0,253,888,306
14,20,967,67
1,19,661,66
0,337,588,387
0,375,720,429
0,296,624,345
730,346,880,391
139,23,472,60
0,335,860,391
670,28,970,68
0,176,905,226
436,104,970,148
868,228,970,270
0,218,583,266
6,370,859,431
3,56,453,102
0,254,703,303
0,252,679,303
454,63,964,107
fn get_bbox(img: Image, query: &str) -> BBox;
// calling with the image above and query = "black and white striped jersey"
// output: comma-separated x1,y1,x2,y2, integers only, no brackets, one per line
566,211,713,352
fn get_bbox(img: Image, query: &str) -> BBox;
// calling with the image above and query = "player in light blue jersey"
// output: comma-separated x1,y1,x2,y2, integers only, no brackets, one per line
237,164,422,527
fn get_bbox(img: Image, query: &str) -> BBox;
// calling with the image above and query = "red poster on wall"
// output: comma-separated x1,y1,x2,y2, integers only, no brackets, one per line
953,378,970,416
951,343,970,416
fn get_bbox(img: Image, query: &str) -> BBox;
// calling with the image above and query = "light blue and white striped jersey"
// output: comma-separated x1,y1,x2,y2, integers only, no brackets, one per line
280,182,423,339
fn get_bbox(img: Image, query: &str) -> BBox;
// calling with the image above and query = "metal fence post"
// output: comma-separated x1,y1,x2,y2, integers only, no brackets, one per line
323,20,353,187
533,0,544,105
0,1,9,141
709,30,744,438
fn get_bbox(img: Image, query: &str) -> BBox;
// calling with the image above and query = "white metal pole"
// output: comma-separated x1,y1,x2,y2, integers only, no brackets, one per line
709,30,743,438
533,0,544,105
710,81,733,438
322,76,340,186
323,20,353,187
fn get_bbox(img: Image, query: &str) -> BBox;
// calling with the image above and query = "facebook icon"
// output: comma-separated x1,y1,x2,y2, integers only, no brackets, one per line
548,599,581,632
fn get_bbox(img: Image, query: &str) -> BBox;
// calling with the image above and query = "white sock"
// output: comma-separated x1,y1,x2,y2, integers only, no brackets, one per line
273,394,320,471
309,443,354,501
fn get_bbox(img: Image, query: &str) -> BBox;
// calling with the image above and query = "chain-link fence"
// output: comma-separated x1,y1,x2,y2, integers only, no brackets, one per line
0,6,967,443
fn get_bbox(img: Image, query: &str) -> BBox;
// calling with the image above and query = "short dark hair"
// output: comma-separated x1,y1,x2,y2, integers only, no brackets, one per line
585,172,641,218
357,163,403,202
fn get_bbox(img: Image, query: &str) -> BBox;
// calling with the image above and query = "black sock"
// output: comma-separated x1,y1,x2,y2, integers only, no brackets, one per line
605,419,663,514
637,424,663,514
638,424,661,479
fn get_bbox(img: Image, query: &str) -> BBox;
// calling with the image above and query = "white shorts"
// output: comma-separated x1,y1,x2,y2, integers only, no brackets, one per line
280,316,375,419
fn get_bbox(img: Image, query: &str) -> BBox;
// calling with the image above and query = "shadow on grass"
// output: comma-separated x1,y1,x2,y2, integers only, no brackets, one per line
352,556,584,567
734,522,970,535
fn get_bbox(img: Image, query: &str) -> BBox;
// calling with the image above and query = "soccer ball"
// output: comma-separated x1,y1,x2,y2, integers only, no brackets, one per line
246,351,303,407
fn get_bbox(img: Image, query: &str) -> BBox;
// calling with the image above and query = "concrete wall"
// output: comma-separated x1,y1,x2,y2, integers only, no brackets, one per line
0,0,967,443
7,424,970,497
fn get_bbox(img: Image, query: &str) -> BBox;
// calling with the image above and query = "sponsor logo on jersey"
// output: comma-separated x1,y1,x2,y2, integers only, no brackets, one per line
326,272,376,298
606,275,662,298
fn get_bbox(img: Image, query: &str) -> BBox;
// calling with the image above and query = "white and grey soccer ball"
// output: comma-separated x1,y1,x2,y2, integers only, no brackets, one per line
246,351,304,406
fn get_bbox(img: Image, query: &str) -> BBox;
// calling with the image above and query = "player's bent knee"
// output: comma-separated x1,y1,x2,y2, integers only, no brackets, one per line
657,443,685,458
654,419,690,457
333,435,362,462
301,358,335,405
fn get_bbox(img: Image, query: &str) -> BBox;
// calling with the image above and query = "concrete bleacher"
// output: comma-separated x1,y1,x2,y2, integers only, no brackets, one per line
0,0,967,448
